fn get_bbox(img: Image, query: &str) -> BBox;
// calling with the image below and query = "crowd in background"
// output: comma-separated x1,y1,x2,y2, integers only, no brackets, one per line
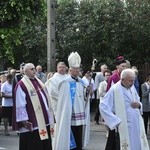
0,60,150,132
0,56,150,150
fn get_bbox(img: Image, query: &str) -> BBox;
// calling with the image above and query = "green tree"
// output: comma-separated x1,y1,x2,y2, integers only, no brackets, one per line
0,0,47,68
56,0,150,70
0,0,150,70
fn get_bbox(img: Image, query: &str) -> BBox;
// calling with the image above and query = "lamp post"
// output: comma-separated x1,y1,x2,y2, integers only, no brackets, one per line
47,0,56,72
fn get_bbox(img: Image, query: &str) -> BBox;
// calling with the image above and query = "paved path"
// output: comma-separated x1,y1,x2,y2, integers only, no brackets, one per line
0,120,107,150
0,118,150,150
86,121,107,150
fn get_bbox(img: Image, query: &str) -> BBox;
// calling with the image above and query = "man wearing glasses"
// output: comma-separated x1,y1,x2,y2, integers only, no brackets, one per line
13,63,54,150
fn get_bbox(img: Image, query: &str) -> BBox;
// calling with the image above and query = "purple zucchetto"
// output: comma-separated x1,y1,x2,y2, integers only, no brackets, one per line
115,55,126,65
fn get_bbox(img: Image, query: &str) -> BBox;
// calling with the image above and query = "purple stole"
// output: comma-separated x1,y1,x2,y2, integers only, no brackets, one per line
13,78,49,130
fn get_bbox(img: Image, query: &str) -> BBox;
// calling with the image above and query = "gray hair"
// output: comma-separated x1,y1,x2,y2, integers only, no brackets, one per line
120,68,135,79
100,64,107,70
24,63,34,74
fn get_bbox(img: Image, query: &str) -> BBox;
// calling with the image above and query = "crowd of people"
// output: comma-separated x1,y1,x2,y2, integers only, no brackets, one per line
0,52,149,150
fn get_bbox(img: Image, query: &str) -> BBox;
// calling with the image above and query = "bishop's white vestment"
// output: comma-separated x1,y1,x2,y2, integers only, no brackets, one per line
54,75,88,150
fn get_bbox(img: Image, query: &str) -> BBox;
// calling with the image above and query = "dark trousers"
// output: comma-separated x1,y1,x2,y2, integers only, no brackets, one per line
105,129,120,150
0,109,1,124
90,98,95,112
94,99,100,122
2,106,13,126
71,125,83,150
19,125,52,150
143,111,150,134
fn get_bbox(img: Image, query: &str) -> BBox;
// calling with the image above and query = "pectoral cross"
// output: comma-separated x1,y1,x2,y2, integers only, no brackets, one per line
71,86,76,99
71,86,76,93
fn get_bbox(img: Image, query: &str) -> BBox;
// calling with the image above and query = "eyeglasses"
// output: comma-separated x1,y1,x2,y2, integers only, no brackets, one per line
30,68,35,71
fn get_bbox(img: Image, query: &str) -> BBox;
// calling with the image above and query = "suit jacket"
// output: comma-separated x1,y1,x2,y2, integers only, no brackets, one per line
141,83,150,112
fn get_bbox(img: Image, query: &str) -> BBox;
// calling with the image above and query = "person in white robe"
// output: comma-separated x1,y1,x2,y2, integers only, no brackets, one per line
100,68,149,150
45,62,68,148
54,52,88,150
45,62,68,118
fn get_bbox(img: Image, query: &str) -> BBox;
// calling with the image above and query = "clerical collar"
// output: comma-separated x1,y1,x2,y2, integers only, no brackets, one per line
121,83,130,90
71,76,79,82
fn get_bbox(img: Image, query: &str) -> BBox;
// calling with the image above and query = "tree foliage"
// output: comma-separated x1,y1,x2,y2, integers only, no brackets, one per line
0,0,47,68
56,0,150,70
0,0,150,70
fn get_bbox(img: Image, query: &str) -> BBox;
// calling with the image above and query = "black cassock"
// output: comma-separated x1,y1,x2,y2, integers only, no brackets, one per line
19,125,52,150
105,129,120,150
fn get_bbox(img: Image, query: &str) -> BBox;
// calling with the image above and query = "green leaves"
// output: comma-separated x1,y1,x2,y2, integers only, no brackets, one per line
0,0,47,67
0,0,149,70
56,0,150,70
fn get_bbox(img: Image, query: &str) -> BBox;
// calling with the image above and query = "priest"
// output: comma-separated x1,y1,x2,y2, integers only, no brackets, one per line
54,52,89,150
45,61,68,118
13,63,54,150
106,55,127,91
100,68,149,150
45,61,68,149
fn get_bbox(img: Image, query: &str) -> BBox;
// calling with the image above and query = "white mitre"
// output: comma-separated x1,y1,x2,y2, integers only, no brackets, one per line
68,52,81,68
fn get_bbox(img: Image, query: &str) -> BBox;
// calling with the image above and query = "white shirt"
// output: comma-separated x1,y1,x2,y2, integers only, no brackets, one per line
98,80,107,101
1,81,13,107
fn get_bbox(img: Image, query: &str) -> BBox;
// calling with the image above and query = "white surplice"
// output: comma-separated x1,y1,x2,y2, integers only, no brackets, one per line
45,73,68,118
45,73,68,148
100,81,149,150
